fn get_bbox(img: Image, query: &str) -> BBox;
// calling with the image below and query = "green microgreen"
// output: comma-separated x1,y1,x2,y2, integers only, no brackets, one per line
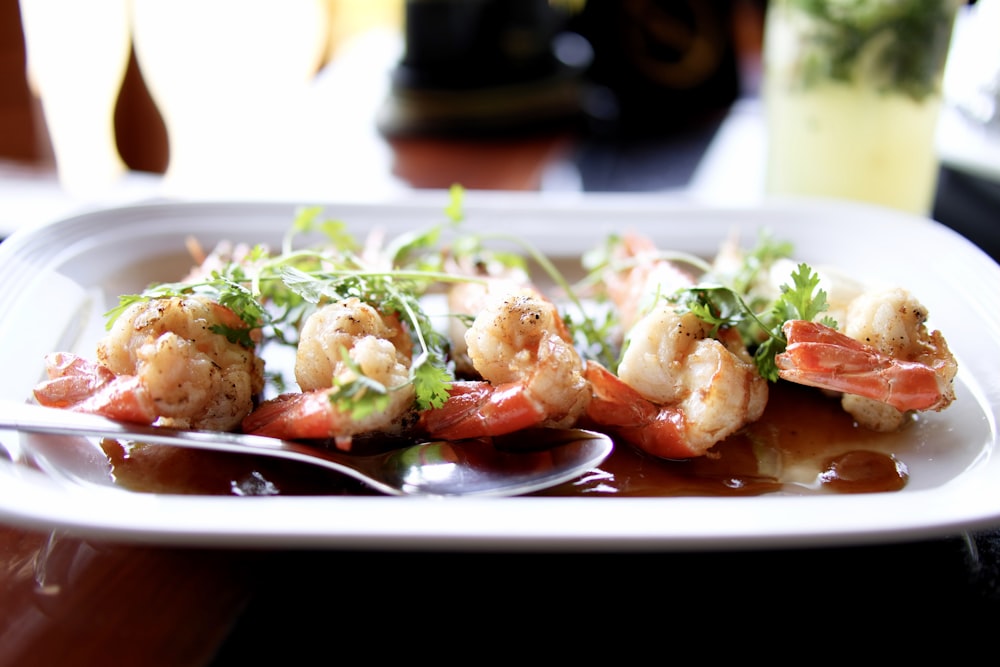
328,347,392,421
448,230,620,370
672,261,835,382
104,263,268,349
105,188,473,421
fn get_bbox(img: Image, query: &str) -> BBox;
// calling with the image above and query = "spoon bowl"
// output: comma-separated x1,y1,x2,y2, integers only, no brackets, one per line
0,401,613,497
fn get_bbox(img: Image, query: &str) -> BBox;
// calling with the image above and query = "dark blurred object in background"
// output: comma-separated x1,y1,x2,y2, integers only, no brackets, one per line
378,0,588,137
0,0,45,162
569,0,741,137
379,0,743,139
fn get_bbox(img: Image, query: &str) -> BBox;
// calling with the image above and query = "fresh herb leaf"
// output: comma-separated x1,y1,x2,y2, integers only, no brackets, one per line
328,347,391,421
672,261,833,382
104,265,268,349
444,184,465,223
766,262,833,326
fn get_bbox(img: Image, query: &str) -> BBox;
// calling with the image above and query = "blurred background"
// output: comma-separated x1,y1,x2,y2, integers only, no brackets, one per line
0,0,766,194
0,0,997,256
2,6,1000,658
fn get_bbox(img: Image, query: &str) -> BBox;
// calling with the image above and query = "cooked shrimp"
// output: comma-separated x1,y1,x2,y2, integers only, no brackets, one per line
418,285,590,440
182,238,262,283
33,353,156,424
446,276,532,378
776,288,957,431
442,247,531,378
241,298,416,447
602,233,700,333
581,232,768,458
583,300,768,459
33,296,265,431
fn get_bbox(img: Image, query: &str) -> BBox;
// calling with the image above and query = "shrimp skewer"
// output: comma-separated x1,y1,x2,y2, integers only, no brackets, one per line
33,296,265,432
776,288,957,431
418,285,591,440
241,298,417,448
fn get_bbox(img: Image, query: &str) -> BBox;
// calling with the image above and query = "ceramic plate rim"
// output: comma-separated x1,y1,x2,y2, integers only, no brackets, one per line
0,192,998,551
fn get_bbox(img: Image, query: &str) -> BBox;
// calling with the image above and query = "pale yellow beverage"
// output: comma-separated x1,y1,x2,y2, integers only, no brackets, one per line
763,0,962,215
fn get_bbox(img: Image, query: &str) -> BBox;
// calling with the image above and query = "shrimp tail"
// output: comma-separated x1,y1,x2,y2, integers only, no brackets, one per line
582,361,659,427
417,380,548,440
582,361,703,459
241,391,340,441
423,286,590,441
776,320,950,412
32,352,158,424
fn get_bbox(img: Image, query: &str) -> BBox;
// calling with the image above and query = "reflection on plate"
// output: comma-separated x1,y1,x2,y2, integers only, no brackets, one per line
0,194,997,550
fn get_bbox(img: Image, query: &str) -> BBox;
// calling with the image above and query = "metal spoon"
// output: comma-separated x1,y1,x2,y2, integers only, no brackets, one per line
0,401,612,497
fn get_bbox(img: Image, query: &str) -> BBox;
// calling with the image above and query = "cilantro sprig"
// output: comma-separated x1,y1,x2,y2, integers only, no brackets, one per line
104,185,829,429
449,230,620,370
583,229,834,382
673,261,836,382
576,233,714,369
274,266,454,414
106,190,470,421
104,262,268,349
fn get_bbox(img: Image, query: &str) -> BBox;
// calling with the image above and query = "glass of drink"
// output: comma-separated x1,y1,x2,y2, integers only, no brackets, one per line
19,0,131,197
762,0,963,215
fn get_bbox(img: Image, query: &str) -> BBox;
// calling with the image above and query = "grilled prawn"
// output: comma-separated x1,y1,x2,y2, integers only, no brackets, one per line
33,296,265,431
418,284,591,440
241,298,417,447
583,301,768,459
776,287,957,431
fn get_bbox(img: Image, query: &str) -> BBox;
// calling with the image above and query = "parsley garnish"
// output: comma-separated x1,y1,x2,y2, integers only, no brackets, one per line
106,189,473,420
104,263,267,349
673,261,836,382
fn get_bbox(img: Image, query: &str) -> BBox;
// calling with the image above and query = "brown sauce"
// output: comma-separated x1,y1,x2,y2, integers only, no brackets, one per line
101,440,375,496
541,381,909,497
102,381,910,498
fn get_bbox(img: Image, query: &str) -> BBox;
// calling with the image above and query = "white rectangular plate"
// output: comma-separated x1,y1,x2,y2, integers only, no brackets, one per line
0,192,997,550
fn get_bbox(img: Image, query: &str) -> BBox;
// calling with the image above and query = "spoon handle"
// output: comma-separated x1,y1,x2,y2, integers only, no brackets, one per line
0,400,403,495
